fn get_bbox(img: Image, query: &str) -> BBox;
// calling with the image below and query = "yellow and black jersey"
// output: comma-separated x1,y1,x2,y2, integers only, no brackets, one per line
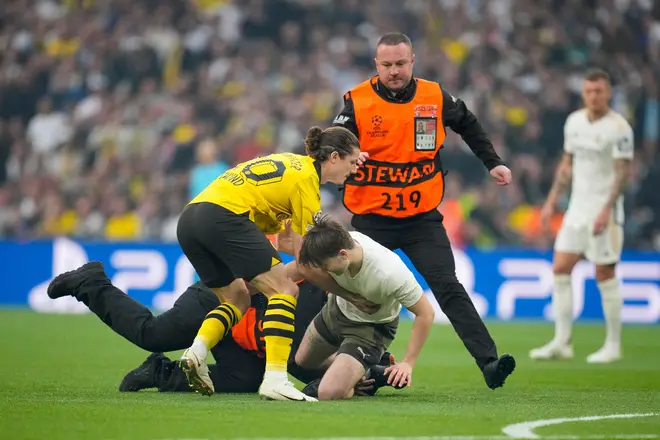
190,153,322,236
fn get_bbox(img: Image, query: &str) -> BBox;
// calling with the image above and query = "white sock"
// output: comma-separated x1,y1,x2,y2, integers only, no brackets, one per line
263,370,288,382
553,274,573,345
598,277,622,348
191,337,209,360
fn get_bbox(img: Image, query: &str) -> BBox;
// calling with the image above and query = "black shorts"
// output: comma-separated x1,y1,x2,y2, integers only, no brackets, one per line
177,202,282,288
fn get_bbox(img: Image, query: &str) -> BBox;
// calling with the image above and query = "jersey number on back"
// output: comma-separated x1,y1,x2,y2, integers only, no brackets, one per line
242,159,287,186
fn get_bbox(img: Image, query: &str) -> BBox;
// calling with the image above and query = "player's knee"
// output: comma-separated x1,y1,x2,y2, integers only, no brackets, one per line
223,280,251,313
267,277,299,298
281,278,299,298
553,263,572,276
595,264,616,282
317,378,352,401
252,270,300,298
553,252,579,275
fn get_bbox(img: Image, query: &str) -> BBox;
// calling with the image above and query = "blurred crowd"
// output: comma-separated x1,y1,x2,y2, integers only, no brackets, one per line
0,0,658,250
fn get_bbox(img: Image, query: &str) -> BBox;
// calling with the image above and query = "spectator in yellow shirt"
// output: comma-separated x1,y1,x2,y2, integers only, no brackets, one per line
105,197,142,241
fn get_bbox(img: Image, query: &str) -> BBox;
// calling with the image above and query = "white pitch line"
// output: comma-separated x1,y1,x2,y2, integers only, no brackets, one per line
501,413,660,439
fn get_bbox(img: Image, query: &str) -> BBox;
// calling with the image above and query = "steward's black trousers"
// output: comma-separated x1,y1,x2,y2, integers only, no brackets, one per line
352,209,498,370
74,276,326,392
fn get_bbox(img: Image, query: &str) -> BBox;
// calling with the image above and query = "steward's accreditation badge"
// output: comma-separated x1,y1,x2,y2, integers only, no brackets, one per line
414,104,438,151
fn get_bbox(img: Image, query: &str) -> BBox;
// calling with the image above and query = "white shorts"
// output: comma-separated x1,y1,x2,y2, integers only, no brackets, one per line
554,220,623,265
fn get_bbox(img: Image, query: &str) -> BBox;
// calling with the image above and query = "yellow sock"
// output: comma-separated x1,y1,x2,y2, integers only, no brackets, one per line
196,303,242,349
262,293,297,372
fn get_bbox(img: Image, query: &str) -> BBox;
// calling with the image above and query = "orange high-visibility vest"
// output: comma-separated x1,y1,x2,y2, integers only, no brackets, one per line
231,307,260,353
343,76,446,218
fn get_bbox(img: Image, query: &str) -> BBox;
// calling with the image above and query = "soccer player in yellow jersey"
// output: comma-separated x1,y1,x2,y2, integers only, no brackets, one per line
177,126,361,401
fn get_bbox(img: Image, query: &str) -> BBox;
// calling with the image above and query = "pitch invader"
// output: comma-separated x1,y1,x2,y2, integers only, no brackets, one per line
530,68,634,364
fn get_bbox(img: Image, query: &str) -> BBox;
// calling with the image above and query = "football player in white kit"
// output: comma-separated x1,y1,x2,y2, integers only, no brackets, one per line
292,214,436,400
530,69,634,364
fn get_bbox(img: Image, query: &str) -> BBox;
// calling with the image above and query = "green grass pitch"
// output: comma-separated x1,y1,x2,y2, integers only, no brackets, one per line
0,310,658,440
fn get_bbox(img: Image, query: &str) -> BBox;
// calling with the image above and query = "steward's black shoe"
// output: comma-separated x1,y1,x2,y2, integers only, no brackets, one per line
47,262,106,299
367,364,406,390
119,353,169,392
379,352,395,367
301,378,321,398
483,354,516,390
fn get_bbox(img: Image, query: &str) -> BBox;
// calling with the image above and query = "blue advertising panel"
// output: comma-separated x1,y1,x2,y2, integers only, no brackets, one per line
1,238,658,323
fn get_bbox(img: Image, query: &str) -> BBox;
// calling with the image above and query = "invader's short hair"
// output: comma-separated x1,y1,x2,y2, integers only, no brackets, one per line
298,214,354,268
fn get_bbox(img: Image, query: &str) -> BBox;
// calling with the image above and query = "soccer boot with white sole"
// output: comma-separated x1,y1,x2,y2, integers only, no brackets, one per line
529,341,574,360
586,345,621,364
259,378,317,401
47,262,106,299
180,349,214,396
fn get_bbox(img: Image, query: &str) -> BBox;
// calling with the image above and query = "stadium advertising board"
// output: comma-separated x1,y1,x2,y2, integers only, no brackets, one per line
1,238,658,323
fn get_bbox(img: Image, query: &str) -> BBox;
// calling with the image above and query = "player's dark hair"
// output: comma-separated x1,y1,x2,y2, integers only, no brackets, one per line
298,213,355,268
377,32,413,49
584,68,611,84
304,126,359,162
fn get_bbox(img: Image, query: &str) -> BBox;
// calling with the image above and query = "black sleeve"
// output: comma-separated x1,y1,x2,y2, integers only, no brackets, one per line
441,88,504,171
331,92,360,138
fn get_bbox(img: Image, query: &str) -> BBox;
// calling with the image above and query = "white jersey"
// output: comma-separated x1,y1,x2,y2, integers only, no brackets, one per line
329,231,424,324
563,109,634,225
